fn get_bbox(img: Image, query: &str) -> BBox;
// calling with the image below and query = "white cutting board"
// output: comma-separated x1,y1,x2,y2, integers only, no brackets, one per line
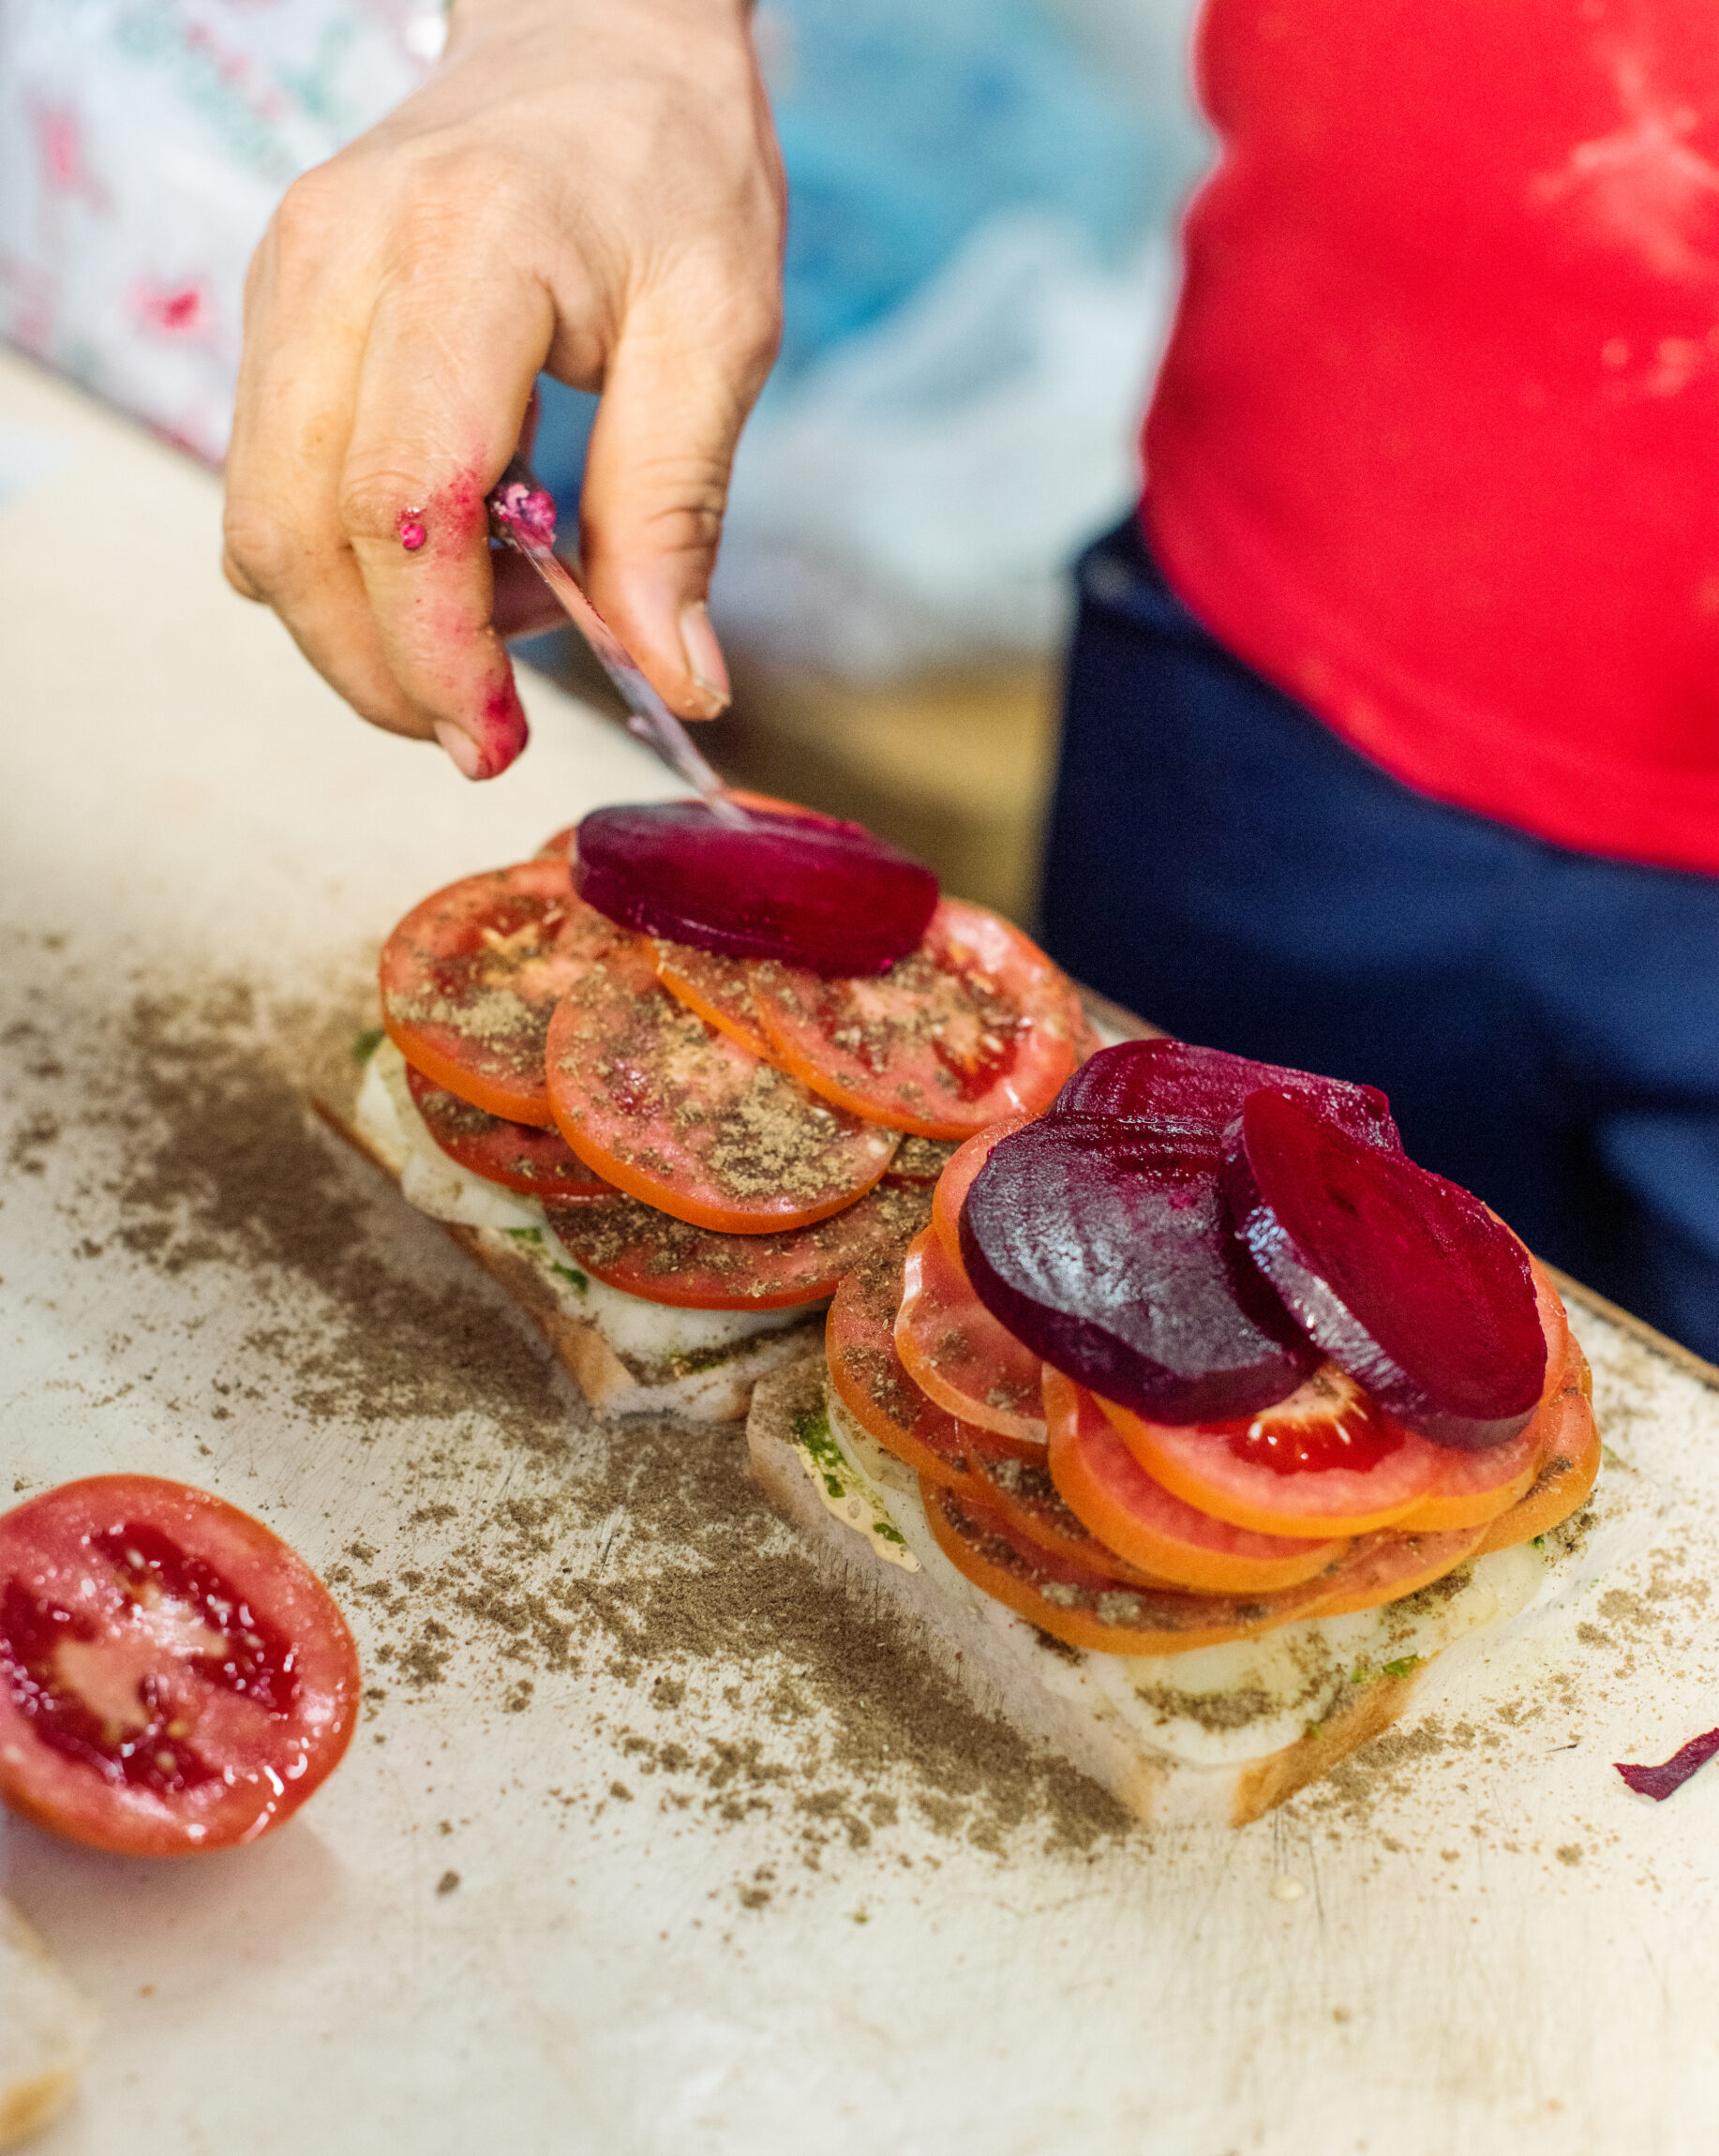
5,349,1719,2156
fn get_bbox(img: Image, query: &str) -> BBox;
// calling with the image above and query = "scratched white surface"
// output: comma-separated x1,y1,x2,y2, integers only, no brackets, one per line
5,348,1719,2156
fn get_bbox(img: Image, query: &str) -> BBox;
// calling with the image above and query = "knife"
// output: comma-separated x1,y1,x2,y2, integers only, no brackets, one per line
486,457,749,829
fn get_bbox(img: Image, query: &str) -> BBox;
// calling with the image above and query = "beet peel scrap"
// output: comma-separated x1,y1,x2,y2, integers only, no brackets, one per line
1614,1727,1719,1802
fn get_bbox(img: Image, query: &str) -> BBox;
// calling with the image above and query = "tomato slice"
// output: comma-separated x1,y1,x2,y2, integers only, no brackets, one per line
0,1476,360,1857
381,861,623,1128
1310,1525,1487,1617
652,939,774,1057
959,1445,1173,1588
931,1113,1033,1264
827,1245,991,1486
825,1249,1159,1586
919,1478,1333,1657
1099,1364,1447,1539
884,1135,964,1187
404,1062,618,1202
894,1226,1047,1448
747,898,1083,1139
546,1181,933,1310
545,934,901,1233
1472,1362,1600,1556
1043,1370,1350,1594
1392,1257,1574,1532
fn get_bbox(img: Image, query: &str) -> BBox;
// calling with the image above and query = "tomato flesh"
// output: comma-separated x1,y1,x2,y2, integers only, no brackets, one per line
1472,1358,1600,1555
1044,1370,1350,1594
747,898,1083,1139
826,1246,989,1485
931,1113,1032,1264
919,1479,1332,1657
404,1062,618,1201
825,1250,1159,1582
653,939,774,1057
0,1476,359,1857
1099,1364,1447,1538
545,933,900,1234
894,1227,1047,1448
883,1135,964,1188
381,861,621,1128
546,1181,932,1310
1311,1525,1487,1617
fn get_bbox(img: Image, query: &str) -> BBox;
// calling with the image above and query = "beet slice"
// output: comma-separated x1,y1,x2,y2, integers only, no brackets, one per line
574,801,938,976
958,1114,1317,1425
1054,1039,1400,1157
1224,1090,1545,1451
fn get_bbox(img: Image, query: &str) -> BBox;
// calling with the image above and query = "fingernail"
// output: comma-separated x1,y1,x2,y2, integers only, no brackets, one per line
434,720,486,781
679,601,731,715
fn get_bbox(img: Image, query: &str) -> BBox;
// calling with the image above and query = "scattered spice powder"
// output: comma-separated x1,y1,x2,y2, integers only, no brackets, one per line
0,950,1122,1866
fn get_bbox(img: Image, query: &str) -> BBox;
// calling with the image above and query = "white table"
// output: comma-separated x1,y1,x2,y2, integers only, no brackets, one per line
6,348,1719,2156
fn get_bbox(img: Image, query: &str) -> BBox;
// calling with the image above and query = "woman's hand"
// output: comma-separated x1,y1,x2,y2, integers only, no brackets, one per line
221,0,784,778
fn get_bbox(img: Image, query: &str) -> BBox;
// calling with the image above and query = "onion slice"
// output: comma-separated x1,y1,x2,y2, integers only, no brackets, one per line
958,1113,1317,1425
574,801,938,975
1224,1090,1546,1451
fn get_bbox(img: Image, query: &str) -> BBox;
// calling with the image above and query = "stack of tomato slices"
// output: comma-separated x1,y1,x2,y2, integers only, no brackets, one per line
827,1041,1601,1657
376,800,1092,1309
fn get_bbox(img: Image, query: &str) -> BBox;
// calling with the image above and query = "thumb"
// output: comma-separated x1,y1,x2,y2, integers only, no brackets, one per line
577,302,770,719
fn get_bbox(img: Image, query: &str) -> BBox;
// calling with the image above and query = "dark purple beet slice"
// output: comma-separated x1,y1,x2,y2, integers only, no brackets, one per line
1054,1038,1400,1156
958,1113,1318,1424
1223,1090,1545,1451
575,801,938,976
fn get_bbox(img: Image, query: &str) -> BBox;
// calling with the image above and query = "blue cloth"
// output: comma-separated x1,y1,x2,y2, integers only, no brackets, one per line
1040,517,1719,1361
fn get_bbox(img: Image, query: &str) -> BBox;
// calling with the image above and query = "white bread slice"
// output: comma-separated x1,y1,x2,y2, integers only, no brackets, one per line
746,1356,1642,1829
1,1898,98,2149
311,1036,822,1422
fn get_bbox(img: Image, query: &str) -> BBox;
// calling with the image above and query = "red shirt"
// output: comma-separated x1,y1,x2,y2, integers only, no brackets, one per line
1144,0,1719,875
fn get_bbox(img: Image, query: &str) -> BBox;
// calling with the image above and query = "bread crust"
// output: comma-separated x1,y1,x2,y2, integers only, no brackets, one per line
745,1357,1468,1831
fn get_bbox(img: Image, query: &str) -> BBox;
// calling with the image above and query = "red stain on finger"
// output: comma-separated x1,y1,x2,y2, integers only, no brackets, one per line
399,515,426,552
475,678,530,778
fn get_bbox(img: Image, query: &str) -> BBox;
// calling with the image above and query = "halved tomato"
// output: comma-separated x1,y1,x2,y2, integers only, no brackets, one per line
893,1226,1046,1449
1099,1364,1447,1539
1310,1525,1487,1618
404,1063,618,1201
1043,1370,1349,1594
1392,1257,1574,1532
1472,1365,1600,1556
746,898,1083,1139
826,1246,988,1486
546,1181,932,1310
545,935,900,1234
381,861,622,1127
919,1479,1333,1657
930,1113,1033,1264
0,1476,360,1857
653,939,774,1057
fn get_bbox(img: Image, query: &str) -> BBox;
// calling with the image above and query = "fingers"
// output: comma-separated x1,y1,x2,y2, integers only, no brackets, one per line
577,277,779,718
337,242,556,778
223,174,439,744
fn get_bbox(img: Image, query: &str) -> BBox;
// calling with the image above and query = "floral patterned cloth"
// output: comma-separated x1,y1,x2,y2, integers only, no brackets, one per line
0,0,443,462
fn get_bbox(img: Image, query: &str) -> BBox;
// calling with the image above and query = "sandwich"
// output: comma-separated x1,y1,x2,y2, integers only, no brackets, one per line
747,1037,1617,1827
315,798,1096,1422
